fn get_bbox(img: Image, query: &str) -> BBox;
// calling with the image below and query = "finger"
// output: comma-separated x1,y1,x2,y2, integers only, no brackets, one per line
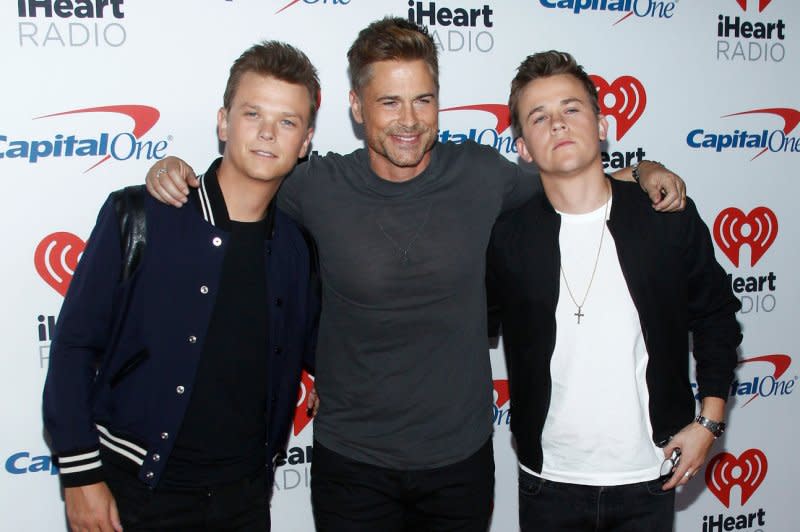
161,169,190,204
306,387,316,409
146,179,176,208
165,162,189,196
109,498,123,532
184,165,200,189
653,186,681,212
155,172,188,206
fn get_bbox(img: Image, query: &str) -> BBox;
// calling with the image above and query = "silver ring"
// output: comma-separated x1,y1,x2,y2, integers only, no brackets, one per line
156,167,168,178
684,471,691,478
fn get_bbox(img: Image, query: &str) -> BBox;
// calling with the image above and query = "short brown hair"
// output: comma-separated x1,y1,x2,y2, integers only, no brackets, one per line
347,17,439,94
508,50,599,138
223,40,320,127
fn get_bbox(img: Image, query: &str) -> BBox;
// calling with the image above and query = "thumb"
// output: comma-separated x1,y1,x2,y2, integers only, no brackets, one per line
181,161,200,188
663,438,681,458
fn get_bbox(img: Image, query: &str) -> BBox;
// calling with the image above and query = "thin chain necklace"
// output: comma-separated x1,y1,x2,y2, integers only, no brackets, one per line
377,202,432,266
559,185,611,324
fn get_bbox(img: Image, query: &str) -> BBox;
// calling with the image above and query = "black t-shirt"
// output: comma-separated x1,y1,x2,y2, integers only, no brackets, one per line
162,216,271,487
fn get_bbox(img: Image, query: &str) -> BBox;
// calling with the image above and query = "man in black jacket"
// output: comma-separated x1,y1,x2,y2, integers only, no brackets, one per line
43,41,319,531
487,51,742,532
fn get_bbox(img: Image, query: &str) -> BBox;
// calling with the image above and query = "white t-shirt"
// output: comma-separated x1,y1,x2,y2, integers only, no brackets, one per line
520,196,663,486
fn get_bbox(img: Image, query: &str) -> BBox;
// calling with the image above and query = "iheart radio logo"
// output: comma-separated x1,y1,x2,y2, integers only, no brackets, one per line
590,75,646,141
713,207,778,267
34,232,86,297
292,369,315,436
706,449,768,507
736,0,772,12
493,379,510,408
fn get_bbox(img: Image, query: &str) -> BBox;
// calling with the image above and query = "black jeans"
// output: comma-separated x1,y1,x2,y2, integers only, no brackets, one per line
103,459,270,531
311,439,495,532
518,468,675,532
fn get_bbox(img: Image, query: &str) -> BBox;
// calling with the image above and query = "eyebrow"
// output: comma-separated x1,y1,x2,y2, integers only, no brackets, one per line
376,92,437,102
242,103,303,119
525,97,585,120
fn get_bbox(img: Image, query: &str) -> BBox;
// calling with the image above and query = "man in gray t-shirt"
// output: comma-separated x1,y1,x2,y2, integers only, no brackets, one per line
147,17,685,532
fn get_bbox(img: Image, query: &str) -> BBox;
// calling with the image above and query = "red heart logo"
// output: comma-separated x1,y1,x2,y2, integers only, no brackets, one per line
34,232,86,297
292,369,315,436
706,449,768,507
713,207,778,267
736,0,772,12
493,379,510,409
590,75,647,141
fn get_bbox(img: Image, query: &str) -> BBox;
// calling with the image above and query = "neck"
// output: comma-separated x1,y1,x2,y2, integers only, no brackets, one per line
368,148,432,183
216,163,280,222
541,164,609,214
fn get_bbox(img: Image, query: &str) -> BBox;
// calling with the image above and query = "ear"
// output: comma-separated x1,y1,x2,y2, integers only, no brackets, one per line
598,114,609,142
298,127,315,159
349,90,364,125
217,107,229,142
515,136,534,163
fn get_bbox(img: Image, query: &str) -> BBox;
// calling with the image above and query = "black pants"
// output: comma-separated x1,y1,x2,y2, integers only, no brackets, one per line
518,468,675,532
311,439,495,532
103,459,270,531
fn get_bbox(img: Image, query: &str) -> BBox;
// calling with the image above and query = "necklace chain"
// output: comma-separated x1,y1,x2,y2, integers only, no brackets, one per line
377,203,432,266
559,185,611,324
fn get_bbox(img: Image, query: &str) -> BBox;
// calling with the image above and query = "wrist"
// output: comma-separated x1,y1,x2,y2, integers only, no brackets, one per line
631,160,663,184
695,415,726,438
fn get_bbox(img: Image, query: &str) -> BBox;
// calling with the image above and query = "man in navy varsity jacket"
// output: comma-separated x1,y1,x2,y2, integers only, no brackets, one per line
43,41,319,531
487,51,742,532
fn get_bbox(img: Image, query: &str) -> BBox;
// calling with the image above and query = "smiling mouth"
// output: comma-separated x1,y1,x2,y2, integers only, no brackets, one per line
391,134,421,144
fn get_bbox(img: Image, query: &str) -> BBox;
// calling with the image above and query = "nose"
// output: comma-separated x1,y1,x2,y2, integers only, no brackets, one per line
551,115,567,133
398,103,418,128
259,120,277,141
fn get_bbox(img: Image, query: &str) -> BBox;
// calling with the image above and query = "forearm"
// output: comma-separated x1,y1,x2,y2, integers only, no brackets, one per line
699,396,726,422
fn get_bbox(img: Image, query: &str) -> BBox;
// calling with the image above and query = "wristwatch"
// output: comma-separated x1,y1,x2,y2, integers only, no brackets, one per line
695,415,726,438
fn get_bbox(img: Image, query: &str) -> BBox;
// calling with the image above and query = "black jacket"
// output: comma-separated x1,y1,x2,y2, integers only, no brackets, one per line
43,160,318,488
486,179,741,472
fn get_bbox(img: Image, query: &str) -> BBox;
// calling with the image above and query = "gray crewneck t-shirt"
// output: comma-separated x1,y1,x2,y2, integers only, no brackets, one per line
279,140,538,469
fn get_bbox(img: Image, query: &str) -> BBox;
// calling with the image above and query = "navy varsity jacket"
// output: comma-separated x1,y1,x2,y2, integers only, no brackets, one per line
43,159,318,489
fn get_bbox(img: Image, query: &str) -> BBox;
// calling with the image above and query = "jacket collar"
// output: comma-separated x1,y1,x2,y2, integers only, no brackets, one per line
192,157,276,236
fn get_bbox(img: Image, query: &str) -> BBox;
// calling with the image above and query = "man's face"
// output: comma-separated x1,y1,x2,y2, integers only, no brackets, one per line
219,72,314,184
515,74,607,178
349,59,439,182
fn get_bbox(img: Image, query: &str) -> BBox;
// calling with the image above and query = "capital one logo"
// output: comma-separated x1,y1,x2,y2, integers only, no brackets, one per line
713,207,777,267
1,105,165,172
706,449,767,507
493,379,511,427
736,0,773,12
590,75,646,140
292,369,315,436
441,104,511,134
34,232,85,297
275,0,349,14
734,354,794,407
438,104,516,155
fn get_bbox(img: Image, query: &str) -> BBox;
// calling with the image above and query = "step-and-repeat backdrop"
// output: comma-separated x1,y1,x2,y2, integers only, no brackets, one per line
2,1,797,530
